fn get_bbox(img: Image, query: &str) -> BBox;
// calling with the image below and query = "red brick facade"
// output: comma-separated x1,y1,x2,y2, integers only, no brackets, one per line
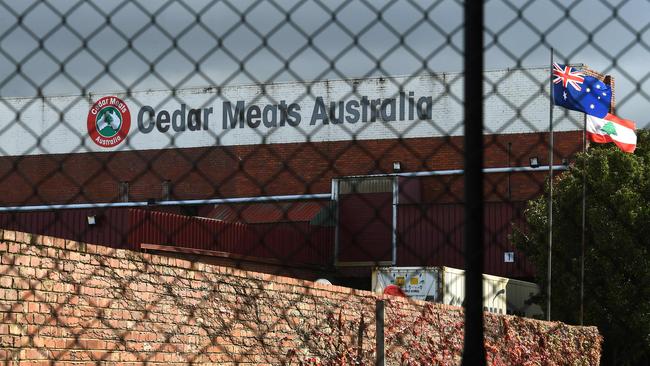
0,230,602,364
0,131,581,206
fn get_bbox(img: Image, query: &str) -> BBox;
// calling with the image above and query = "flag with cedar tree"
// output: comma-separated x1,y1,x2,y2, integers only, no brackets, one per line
586,113,637,153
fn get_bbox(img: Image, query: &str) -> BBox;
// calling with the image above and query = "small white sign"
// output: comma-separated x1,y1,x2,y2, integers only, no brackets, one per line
504,252,515,263
374,267,439,301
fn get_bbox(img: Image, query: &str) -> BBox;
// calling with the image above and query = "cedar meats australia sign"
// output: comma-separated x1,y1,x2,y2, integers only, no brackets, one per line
87,96,131,147
1,70,581,156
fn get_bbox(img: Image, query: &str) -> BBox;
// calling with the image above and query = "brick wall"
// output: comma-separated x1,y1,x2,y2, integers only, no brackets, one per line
0,131,580,206
0,230,601,365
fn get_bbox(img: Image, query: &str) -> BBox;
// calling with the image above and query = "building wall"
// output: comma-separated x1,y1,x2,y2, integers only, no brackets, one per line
0,201,534,279
0,70,584,157
0,70,586,284
0,209,334,268
397,202,533,278
0,230,602,364
0,69,589,206
0,130,581,206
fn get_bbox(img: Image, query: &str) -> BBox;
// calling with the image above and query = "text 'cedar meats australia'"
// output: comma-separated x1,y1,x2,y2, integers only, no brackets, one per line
1,71,580,156
136,92,435,135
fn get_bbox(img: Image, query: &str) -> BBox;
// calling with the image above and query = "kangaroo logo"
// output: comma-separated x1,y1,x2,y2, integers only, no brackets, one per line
87,96,131,148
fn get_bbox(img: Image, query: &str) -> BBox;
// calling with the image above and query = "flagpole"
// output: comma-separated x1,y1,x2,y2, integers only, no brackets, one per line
547,48,554,322
580,113,586,325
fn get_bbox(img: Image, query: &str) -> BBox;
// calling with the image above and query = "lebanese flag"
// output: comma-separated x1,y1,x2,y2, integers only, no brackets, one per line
586,113,637,153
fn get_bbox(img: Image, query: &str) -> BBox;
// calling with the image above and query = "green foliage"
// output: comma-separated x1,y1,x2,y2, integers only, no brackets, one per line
513,130,650,365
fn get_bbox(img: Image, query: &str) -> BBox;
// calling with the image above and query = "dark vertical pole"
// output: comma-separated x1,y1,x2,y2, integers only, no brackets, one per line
333,180,340,266
462,1,485,365
375,300,385,366
391,177,398,265
508,142,512,201
580,114,587,325
547,48,554,321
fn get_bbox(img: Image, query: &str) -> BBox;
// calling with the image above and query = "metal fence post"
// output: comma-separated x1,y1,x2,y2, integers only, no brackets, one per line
376,299,385,366
462,1,486,365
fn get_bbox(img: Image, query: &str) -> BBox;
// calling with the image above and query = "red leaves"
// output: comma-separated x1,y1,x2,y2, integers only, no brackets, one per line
401,351,410,364
283,297,599,365
383,301,599,365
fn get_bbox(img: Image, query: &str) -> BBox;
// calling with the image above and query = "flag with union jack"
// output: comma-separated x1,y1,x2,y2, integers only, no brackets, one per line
552,63,612,118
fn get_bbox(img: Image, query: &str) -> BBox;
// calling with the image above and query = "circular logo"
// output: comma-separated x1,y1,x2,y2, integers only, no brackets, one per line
87,96,131,148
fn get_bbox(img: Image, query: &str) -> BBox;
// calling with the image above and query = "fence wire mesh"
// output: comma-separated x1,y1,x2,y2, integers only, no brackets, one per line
0,0,648,364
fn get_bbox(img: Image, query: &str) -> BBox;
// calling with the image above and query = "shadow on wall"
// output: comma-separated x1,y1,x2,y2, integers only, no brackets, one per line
0,230,601,364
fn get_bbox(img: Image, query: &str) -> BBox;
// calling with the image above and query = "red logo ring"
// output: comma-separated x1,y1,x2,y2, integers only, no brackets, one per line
87,96,131,148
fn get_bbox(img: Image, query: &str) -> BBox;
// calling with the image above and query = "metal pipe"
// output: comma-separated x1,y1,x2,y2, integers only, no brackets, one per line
580,113,587,325
342,165,568,179
0,166,567,213
547,48,555,321
0,193,332,212
507,143,512,200
332,179,341,266
391,176,398,265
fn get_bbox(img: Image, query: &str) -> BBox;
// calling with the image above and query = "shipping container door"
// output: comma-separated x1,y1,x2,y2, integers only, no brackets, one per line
336,177,394,264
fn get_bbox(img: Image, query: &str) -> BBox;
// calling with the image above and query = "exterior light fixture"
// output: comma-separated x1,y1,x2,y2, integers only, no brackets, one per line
392,161,402,172
529,156,539,168
87,215,96,225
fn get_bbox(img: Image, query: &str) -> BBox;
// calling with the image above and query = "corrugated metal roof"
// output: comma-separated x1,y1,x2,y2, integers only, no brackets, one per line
206,201,330,223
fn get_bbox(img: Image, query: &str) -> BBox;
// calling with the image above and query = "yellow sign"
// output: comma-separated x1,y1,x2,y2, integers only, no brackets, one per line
395,276,405,286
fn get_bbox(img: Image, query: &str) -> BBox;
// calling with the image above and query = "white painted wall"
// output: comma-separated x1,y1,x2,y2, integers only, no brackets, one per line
0,68,583,156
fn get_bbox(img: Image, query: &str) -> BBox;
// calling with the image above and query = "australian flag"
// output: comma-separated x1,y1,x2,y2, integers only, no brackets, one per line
552,63,611,118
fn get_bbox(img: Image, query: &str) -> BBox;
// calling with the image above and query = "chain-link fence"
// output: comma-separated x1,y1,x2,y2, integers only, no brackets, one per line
1,0,649,364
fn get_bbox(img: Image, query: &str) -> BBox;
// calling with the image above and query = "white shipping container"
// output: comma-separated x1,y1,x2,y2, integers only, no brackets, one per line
439,267,508,315
506,279,544,318
373,266,541,317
